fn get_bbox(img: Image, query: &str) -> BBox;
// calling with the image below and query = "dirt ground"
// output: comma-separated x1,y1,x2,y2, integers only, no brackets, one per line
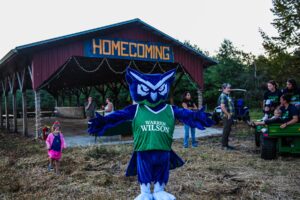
0,123,300,200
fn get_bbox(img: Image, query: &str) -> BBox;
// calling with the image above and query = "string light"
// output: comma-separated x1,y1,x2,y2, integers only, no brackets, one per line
39,56,199,91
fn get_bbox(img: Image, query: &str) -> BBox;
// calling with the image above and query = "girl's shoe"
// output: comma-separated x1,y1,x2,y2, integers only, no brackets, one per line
47,164,54,172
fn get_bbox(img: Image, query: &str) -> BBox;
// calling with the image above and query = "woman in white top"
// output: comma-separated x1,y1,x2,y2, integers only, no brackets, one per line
103,97,114,116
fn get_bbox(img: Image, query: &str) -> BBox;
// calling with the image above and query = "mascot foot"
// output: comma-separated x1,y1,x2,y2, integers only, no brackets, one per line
134,193,153,200
135,183,153,200
153,191,176,200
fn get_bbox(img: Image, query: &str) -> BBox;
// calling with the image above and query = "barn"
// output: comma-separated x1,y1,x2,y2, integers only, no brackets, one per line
0,18,217,137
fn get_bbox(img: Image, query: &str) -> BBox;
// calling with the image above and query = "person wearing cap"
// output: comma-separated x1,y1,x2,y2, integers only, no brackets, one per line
46,121,67,175
219,83,235,150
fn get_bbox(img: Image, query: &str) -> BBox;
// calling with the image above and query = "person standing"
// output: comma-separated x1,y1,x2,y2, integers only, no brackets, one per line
103,97,114,116
219,83,235,150
182,91,198,148
46,121,67,175
85,96,97,120
282,79,300,105
263,80,282,120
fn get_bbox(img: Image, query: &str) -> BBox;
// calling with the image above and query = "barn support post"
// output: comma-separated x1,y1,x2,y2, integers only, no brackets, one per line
55,96,58,107
34,90,41,139
61,94,65,106
22,91,28,136
75,92,80,106
8,74,18,133
0,93,3,129
107,82,123,109
12,91,18,133
94,85,108,104
2,79,10,132
68,94,72,106
197,88,203,109
9,74,18,133
4,92,10,132
17,68,28,136
71,88,81,106
80,87,92,101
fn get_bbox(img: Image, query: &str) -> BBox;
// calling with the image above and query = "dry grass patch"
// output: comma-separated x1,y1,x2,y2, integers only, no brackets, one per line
0,124,300,199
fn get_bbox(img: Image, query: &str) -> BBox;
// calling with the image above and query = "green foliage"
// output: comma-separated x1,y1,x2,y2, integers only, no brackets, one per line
203,39,261,109
258,0,300,88
260,0,300,54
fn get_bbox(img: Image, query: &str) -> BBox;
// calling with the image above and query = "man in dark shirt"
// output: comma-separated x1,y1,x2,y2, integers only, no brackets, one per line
279,94,298,128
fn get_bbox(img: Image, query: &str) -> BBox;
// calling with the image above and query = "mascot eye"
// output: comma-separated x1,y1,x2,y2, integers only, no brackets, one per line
158,84,166,92
141,84,149,92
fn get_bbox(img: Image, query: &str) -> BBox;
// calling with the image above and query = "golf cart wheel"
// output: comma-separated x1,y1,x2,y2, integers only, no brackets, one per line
254,131,260,147
261,138,277,160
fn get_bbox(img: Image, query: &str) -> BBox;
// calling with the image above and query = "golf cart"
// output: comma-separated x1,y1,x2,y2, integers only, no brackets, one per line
256,123,300,160
212,89,250,124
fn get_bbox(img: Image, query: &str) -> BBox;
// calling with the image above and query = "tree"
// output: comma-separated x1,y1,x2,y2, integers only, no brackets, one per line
258,0,300,87
260,0,300,54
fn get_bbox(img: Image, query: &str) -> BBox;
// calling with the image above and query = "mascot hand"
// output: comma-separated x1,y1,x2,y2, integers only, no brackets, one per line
88,112,106,136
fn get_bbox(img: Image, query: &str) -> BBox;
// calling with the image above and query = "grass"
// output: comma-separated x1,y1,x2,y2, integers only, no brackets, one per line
250,109,263,121
1,124,300,199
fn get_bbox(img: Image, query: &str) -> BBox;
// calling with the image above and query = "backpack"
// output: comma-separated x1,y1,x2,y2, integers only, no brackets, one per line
50,134,61,152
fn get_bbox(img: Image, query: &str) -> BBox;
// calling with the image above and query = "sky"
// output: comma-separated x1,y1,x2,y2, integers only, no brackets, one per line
0,0,278,59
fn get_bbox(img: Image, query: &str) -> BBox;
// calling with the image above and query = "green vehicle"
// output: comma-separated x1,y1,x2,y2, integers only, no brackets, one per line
255,123,300,159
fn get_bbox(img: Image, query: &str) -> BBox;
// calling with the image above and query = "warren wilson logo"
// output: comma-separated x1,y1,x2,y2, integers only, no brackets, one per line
140,120,170,133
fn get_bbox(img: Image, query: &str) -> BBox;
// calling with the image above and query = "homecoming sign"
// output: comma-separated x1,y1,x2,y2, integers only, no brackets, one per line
84,39,174,62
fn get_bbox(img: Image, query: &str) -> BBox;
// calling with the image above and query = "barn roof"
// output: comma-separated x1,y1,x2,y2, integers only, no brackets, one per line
0,18,217,66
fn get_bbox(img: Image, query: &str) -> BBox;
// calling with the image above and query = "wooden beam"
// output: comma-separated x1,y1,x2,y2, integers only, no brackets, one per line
4,93,10,132
71,88,81,106
17,68,26,91
173,71,185,89
22,90,28,136
1,79,7,94
12,91,18,133
0,94,3,129
34,90,41,139
197,88,203,109
27,65,33,83
80,87,92,100
94,85,108,103
8,74,18,133
8,74,16,94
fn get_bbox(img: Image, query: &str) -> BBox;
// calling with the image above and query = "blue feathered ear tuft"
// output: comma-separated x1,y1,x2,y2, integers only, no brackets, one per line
163,68,176,81
126,67,142,85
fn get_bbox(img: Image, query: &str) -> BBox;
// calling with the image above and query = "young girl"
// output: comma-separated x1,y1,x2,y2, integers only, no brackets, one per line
46,121,67,175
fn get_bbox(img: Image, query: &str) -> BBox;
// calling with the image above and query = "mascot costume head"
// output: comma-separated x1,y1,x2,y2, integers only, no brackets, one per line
126,67,176,107
88,67,214,200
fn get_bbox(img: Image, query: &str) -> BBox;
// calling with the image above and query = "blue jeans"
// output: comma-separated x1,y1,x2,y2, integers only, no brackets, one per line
183,124,197,147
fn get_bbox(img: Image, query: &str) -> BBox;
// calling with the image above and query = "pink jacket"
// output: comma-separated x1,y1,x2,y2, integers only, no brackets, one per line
46,132,67,151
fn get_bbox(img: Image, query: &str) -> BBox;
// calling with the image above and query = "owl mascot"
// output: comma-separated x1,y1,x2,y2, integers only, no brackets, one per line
88,68,214,200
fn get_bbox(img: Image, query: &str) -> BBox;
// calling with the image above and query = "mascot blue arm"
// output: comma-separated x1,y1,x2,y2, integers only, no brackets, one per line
88,104,137,136
172,106,215,129
88,105,214,136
